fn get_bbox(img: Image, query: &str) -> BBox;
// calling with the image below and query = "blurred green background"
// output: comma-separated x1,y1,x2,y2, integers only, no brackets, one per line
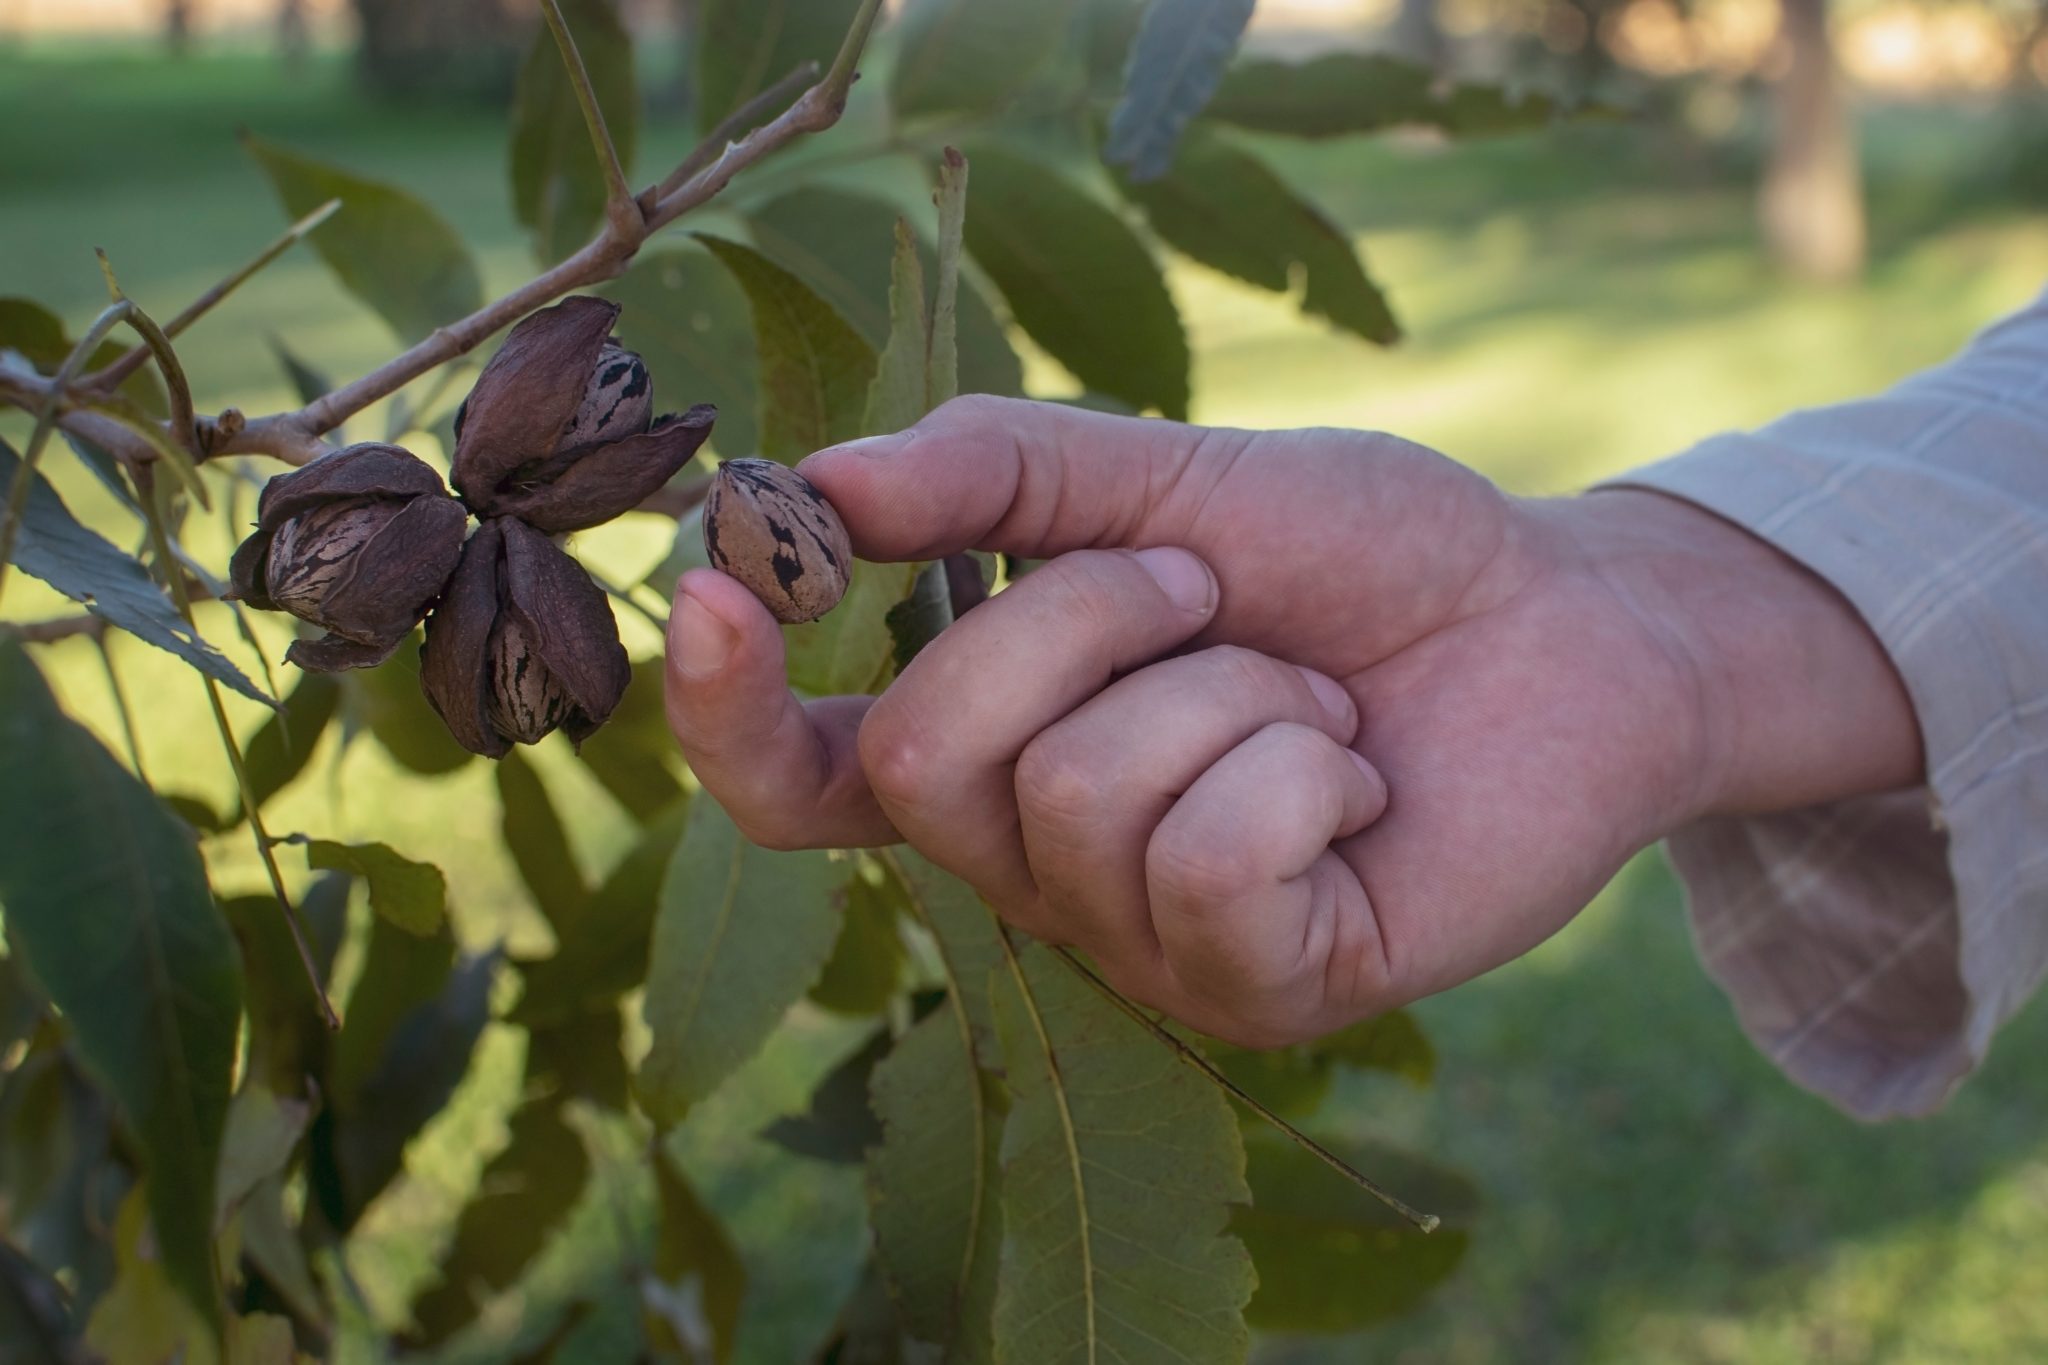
5,9,2048,1362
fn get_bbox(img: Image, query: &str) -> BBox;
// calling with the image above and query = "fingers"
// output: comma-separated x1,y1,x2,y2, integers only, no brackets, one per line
858,544,1219,914
798,394,1238,562
1013,647,1359,980
1145,722,1390,1043
664,568,896,849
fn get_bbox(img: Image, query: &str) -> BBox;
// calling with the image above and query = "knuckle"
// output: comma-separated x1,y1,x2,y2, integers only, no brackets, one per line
1194,644,1286,700
857,705,939,809
925,392,1017,432
1014,734,1105,831
1147,827,1250,908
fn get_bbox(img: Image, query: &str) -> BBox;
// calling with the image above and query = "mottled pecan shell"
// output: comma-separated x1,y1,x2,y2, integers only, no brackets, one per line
702,458,852,624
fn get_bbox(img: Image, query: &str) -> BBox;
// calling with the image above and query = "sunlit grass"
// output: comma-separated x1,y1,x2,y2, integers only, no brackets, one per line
4,42,2046,1364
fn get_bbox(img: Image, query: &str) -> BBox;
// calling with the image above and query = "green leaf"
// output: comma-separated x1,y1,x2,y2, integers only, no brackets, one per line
808,863,907,1017
513,798,687,1026
302,838,446,936
0,439,270,706
343,640,476,776
527,1007,632,1111
0,641,242,1339
1205,53,1579,140
694,0,861,133
992,938,1254,1364
326,912,455,1110
1318,1008,1435,1085
929,149,970,409
265,334,331,406
696,233,877,463
744,187,1021,407
220,875,348,1100
1207,1012,1432,1120
637,797,843,1124
604,247,760,460
214,1085,311,1223
1119,125,1399,344
230,670,341,823
82,1187,207,1365
760,1025,889,1164
0,1237,77,1364
240,1173,323,1326
783,559,918,697
884,561,953,673
862,219,929,436
510,0,639,264
958,145,1189,419
811,1260,913,1364
885,850,1004,1066
573,659,686,822
408,1093,590,1346
1234,1131,1474,1333
497,750,591,935
245,134,485,344
320,949,495,1231
890,0,1083,119
867,999,1002,1355
1104,0,1257,181
647,1146,746,1363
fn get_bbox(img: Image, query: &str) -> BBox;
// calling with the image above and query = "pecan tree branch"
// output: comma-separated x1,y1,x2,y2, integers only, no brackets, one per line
539,0,641,239
643,59,819,211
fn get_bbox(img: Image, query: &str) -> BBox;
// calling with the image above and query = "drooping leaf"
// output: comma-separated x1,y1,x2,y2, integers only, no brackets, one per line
744,187,1021,405
890,0,1083,119
573,659,686,822
0,641,243,1339
245,134,485,343
509,0,640,264
343,640,476,776
326,912,455,1110
213,1085,312,1224
782,559,918,698
514,799,687,1026
808,863,907,1017
867,999,1002,1355
1205,53,1580,140
319,950,495,1230
693,0,862,134
1118,125,1399,344
637,797,843,1124
884,850,1004,1066
408,1094,590,1346
230,670,342,823
301,838,446,936
266,334,332,406
991,938,1254,1364
1234,1131,1474,1332
0,439,270,706
862,219,929,435
497,750,591,936
646,1146,746,1363
958,145,1189,418
240,1173,323,1326
695,233,877,463
220,875,349,1100
604,247,761,460
1104,0,1258,181
760,1025,890,1164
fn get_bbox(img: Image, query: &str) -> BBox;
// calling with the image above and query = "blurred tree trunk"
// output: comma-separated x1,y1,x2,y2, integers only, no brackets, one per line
1759,0,1865,282
1390,0,1447,71
276,0,309,71
165,0,193,55
352,0,535,100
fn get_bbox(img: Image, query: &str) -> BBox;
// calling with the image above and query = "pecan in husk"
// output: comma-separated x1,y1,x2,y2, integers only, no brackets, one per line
451,295,716,533
227,442,469,671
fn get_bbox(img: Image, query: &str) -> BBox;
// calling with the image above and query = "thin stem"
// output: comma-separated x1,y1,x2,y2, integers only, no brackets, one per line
1046,945,1443,1234
821,0,888,104
96,634,151,783
540,0,640,239
97,253,201,460
0,302,134,612
645,60,819,208
144,475,339,1031
91,199,340,392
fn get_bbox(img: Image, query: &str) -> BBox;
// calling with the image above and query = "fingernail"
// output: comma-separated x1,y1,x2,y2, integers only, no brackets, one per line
1133,546,1215,614
1299,668,1356,727
672,591,735,681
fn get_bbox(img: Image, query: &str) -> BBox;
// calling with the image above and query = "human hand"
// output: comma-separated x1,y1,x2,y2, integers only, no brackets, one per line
665,397,1919,1045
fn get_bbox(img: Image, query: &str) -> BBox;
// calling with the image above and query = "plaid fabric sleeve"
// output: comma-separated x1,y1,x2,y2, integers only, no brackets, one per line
1601,288,2048,1118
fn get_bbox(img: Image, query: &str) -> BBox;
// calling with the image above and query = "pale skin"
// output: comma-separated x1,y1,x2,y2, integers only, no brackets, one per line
665,396,1923,1048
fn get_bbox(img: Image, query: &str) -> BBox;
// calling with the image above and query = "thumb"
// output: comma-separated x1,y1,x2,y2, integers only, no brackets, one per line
796,395,1215,563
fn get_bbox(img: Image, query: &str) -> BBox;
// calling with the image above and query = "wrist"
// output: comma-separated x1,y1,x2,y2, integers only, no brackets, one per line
1540,487,1923,822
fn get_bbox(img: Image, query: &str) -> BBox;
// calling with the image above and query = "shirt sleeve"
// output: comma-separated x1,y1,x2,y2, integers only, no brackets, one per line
1600,288,2048,1119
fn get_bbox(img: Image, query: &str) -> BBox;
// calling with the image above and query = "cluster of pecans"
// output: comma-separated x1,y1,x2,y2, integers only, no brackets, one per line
228,296,718,756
